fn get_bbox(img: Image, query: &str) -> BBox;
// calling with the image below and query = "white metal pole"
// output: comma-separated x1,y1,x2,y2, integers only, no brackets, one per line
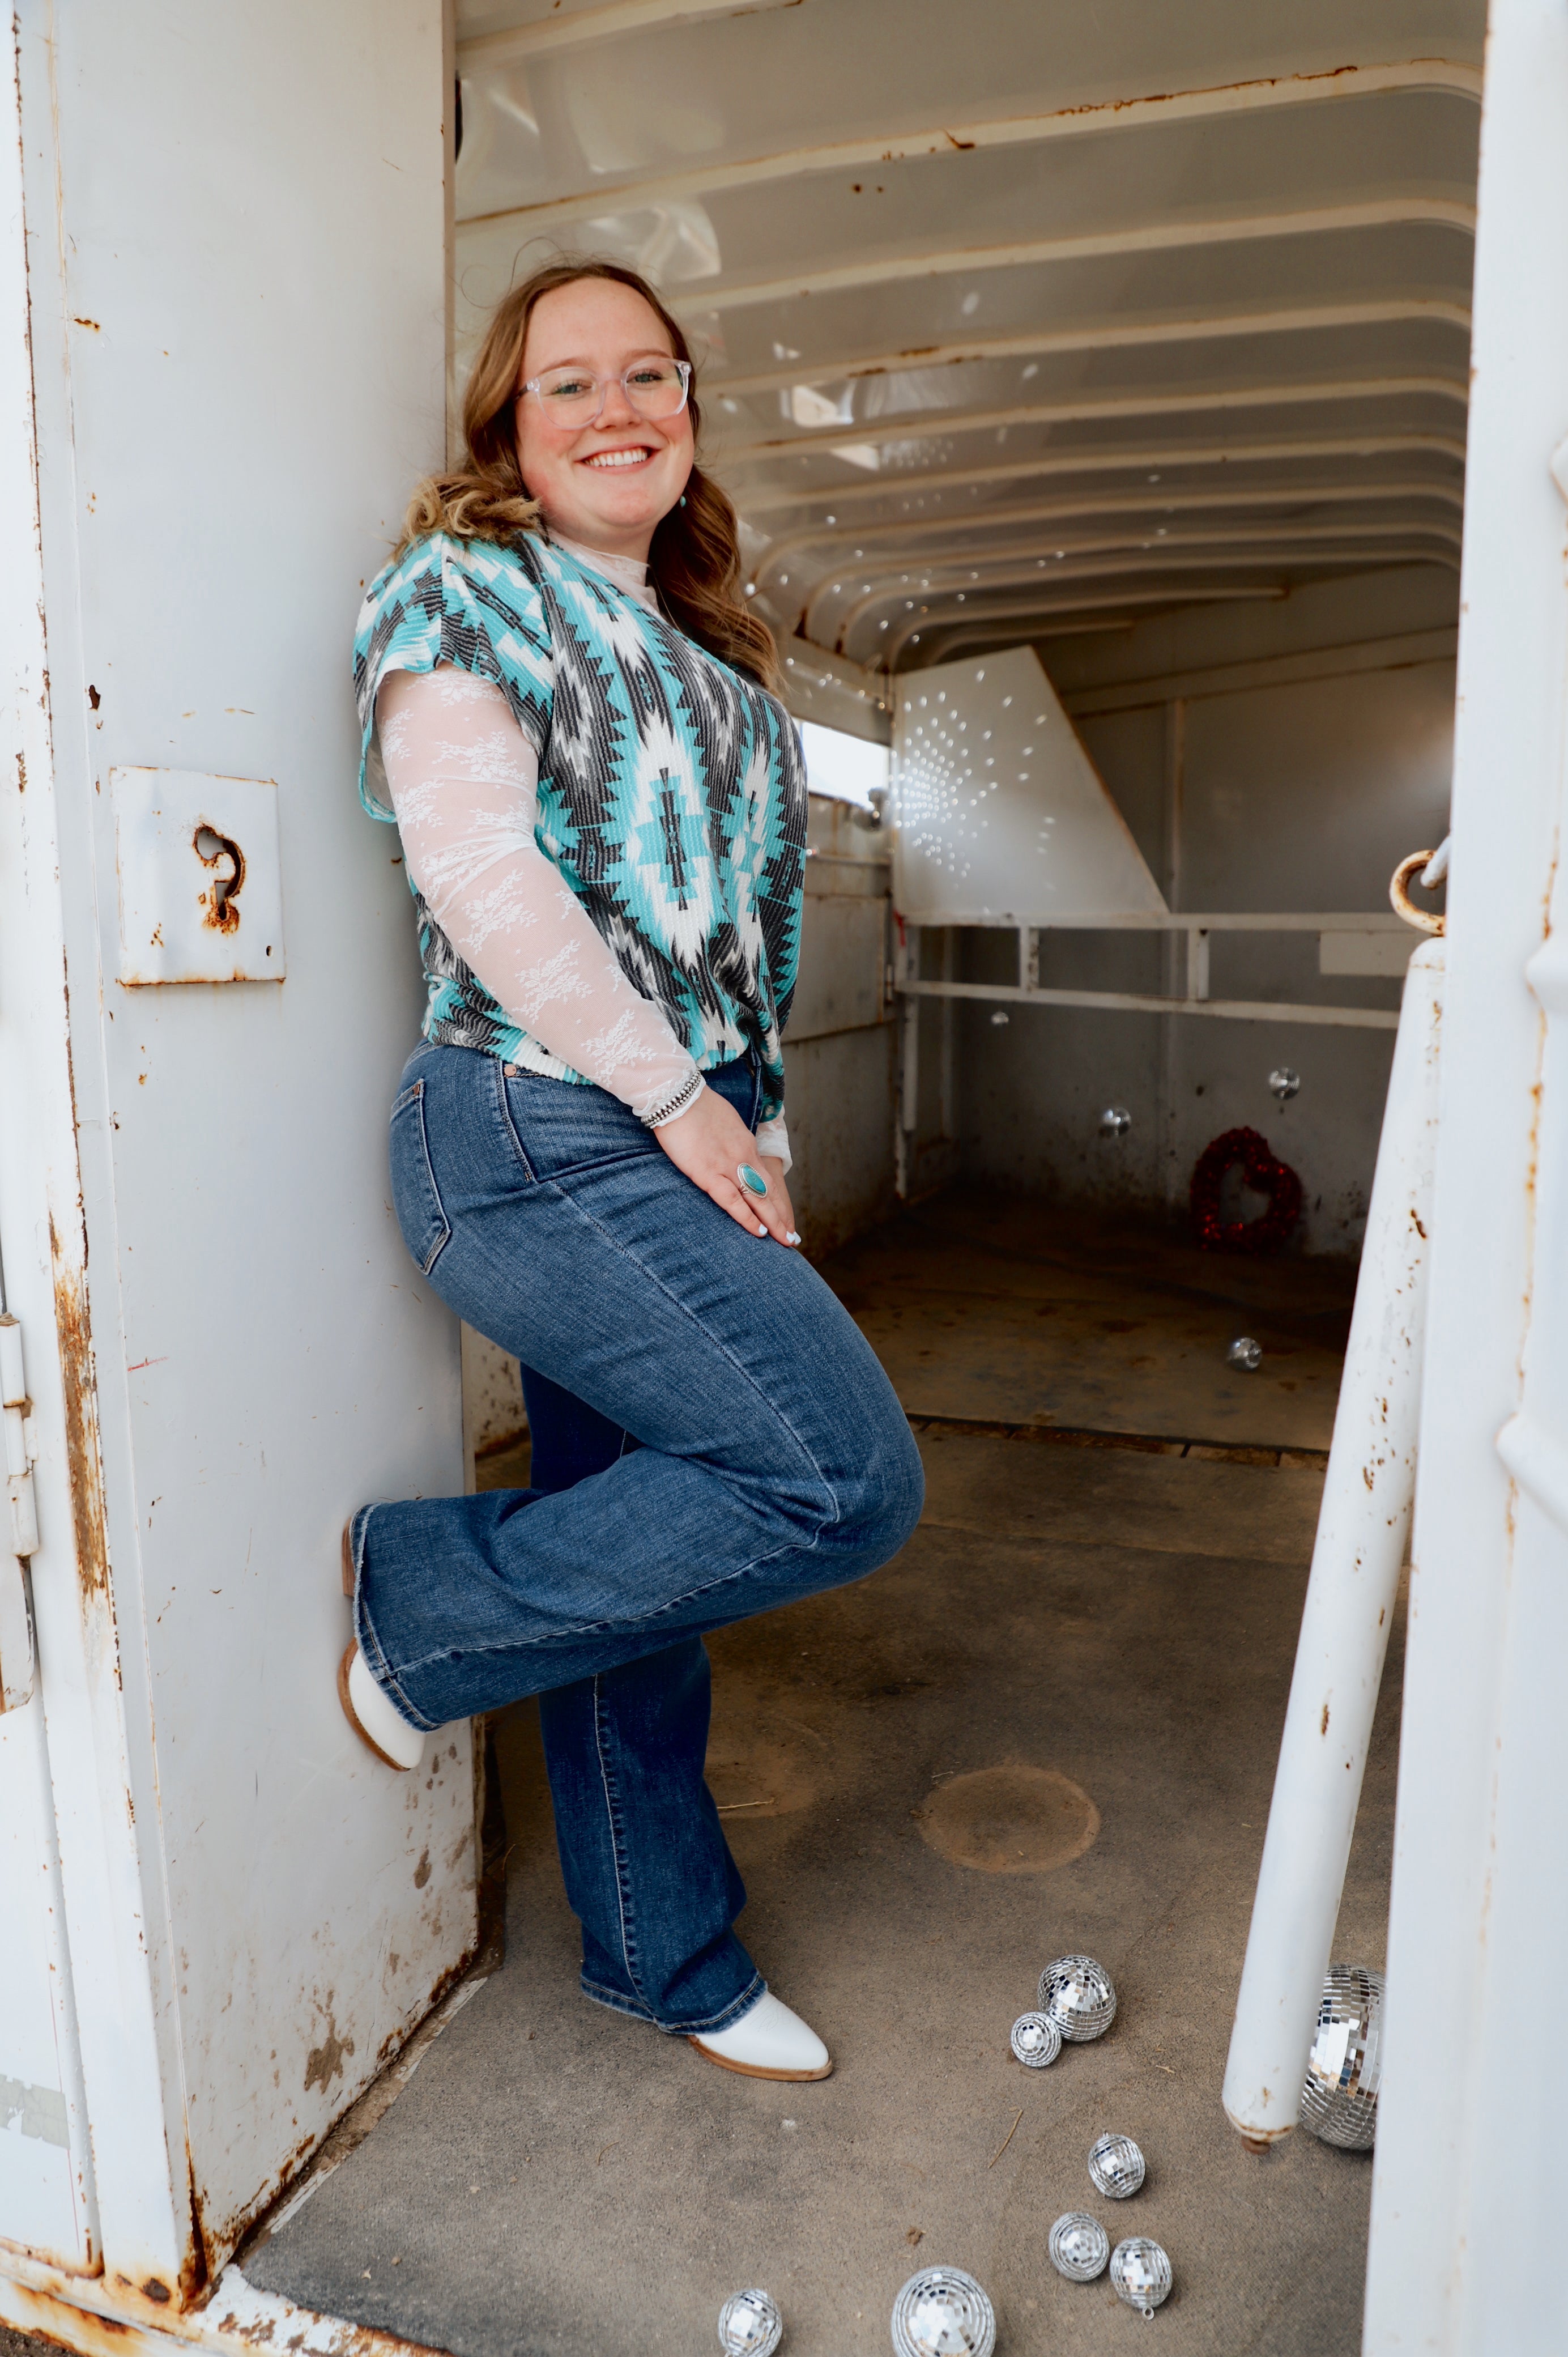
1221,937,1442,2147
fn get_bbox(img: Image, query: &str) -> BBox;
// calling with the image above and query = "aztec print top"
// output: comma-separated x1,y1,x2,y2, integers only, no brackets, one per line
352,529,807,1125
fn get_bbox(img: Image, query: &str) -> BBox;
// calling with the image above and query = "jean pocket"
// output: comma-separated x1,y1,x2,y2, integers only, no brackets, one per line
500,1065,657,1185
389,1078,451,1274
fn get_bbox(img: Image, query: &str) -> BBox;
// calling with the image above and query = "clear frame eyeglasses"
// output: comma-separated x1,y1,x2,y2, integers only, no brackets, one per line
518,358,692,428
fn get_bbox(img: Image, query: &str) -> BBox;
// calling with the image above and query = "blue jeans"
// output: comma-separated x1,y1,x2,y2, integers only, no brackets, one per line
354,1041,924,2032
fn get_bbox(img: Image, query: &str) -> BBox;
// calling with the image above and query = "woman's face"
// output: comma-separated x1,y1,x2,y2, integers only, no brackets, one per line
514,278,694,560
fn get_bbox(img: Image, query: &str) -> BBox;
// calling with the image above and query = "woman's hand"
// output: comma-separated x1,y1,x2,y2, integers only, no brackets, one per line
654,1087,799,1245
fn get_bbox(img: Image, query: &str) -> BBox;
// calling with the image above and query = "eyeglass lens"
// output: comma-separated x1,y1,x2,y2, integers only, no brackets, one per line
532,363,688,423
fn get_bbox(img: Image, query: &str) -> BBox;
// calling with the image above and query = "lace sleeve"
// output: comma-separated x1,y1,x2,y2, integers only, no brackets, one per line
377,666,703,1125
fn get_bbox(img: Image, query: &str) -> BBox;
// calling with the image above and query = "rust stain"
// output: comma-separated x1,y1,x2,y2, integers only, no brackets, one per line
302,2013,356,2096
86,684,100,710
193,826,245,935
412,1847,432,1889
2,2286,135,2356
182,2143,211,2305
1320,1703,1331,1736
15,751,25,793
71,316,101,331
48,1213,112,1614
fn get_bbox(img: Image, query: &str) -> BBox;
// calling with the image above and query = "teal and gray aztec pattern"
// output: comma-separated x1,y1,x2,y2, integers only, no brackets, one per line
353,530,807,1121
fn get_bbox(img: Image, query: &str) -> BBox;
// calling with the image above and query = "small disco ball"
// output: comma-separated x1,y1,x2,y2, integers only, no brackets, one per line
1100,1105,1131,1137
990,1010,1010,1026
890,2266,995,2357
1299,1963,1385,2150
1269,1066,1301,1101
1009,2011,1062,2069
1226,1335,1263,1373
1038,1954,1118,2042
1110,2237,1172,2318
1088,2132,1146,2200
718,2290,783,2357
1048,2213,1109,2283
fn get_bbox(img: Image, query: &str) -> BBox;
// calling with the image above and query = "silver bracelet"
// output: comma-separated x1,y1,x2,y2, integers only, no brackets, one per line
641,1072,705,1129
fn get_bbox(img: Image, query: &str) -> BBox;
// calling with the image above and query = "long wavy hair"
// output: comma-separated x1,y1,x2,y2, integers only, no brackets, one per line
400,257,779,691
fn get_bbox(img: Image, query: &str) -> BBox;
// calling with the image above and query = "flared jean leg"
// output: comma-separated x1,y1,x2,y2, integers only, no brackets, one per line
521,1368,760,2031
360,1045,924,2030
357,1046,924,1730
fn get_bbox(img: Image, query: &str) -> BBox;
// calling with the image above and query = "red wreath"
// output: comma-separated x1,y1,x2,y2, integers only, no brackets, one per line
1190,1126,1303,1256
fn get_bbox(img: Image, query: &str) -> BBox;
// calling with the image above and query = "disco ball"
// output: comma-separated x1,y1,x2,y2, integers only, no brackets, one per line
1110,2237,1172,2318
1038,1954,1118,2041
1100,1106,1131,1137
718,2290,782,2357
1226,1335,1263,1373
1269,1067,1301,1101
1299,1963,1385,2150
1047,2213,1109,2283
990,1010,1010,1027
890,2266,995,2357
1088,2132,1146,2199
1009,2011,1062,2069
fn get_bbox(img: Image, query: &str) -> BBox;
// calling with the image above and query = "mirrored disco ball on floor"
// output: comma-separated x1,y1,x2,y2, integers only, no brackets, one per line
890,2266,995,2357
1299,1963,1386,2150
1088,2131,1146,2199
1048,2213,1110,2283
1009,2011,1062,2069
1269,1066,1301,1101
1100,1106,1132,1137
1038,1954,1118,2041
718,2290,783,2357
1226,1336,1263,1372
1110,2237,1172,2318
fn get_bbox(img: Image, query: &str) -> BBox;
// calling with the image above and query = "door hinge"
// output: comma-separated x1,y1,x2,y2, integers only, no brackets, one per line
0,1313,39,1711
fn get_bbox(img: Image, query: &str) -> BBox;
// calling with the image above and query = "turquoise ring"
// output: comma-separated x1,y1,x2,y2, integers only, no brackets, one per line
737,1163,769,1198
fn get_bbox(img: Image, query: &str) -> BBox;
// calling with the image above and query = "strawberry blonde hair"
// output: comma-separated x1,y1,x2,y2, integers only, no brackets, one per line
400,256,779,691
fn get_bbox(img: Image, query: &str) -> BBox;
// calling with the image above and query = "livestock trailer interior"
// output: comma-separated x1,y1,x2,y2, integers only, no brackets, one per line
4,2,1566,2353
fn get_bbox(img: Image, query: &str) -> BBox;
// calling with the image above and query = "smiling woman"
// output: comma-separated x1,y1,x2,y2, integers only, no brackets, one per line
342,255,924,2088
399,257,777,684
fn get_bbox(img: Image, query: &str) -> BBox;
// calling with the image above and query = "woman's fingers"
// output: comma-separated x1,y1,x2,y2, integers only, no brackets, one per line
653,1087,799,1243
755,1155,798,1242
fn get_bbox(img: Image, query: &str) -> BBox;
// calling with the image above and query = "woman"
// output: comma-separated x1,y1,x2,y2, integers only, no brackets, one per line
342,259,923,2084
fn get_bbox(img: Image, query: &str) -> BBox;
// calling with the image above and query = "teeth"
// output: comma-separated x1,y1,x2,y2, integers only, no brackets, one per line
586,449,651,469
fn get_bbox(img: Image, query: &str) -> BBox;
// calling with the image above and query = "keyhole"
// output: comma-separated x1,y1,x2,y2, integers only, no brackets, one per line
194,824,245,935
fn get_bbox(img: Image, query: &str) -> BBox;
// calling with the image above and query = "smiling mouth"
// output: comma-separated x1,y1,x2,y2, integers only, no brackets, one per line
582,445,658,471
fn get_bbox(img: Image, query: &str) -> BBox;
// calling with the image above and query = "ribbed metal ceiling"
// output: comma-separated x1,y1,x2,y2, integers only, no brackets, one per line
454,0,1480,683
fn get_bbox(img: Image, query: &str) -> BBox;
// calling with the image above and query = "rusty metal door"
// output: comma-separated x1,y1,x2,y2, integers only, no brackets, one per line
0,0,475,2312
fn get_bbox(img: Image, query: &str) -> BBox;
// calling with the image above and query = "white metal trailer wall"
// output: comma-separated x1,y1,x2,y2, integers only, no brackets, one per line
957,567,1456,1250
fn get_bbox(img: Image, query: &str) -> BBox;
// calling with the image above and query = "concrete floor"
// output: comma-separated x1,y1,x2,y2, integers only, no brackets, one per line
242,1193,1392,2355
830,1190,1355,1456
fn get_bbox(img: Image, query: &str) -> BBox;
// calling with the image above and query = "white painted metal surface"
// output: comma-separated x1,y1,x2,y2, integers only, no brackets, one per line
452,0,1478,671
2,0,471,2308
892,649,1167,924
789,893,888,1043
1222,938,1440,2148
112,771,286,986
0,1699,95,2270
1362,5,1568,2344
